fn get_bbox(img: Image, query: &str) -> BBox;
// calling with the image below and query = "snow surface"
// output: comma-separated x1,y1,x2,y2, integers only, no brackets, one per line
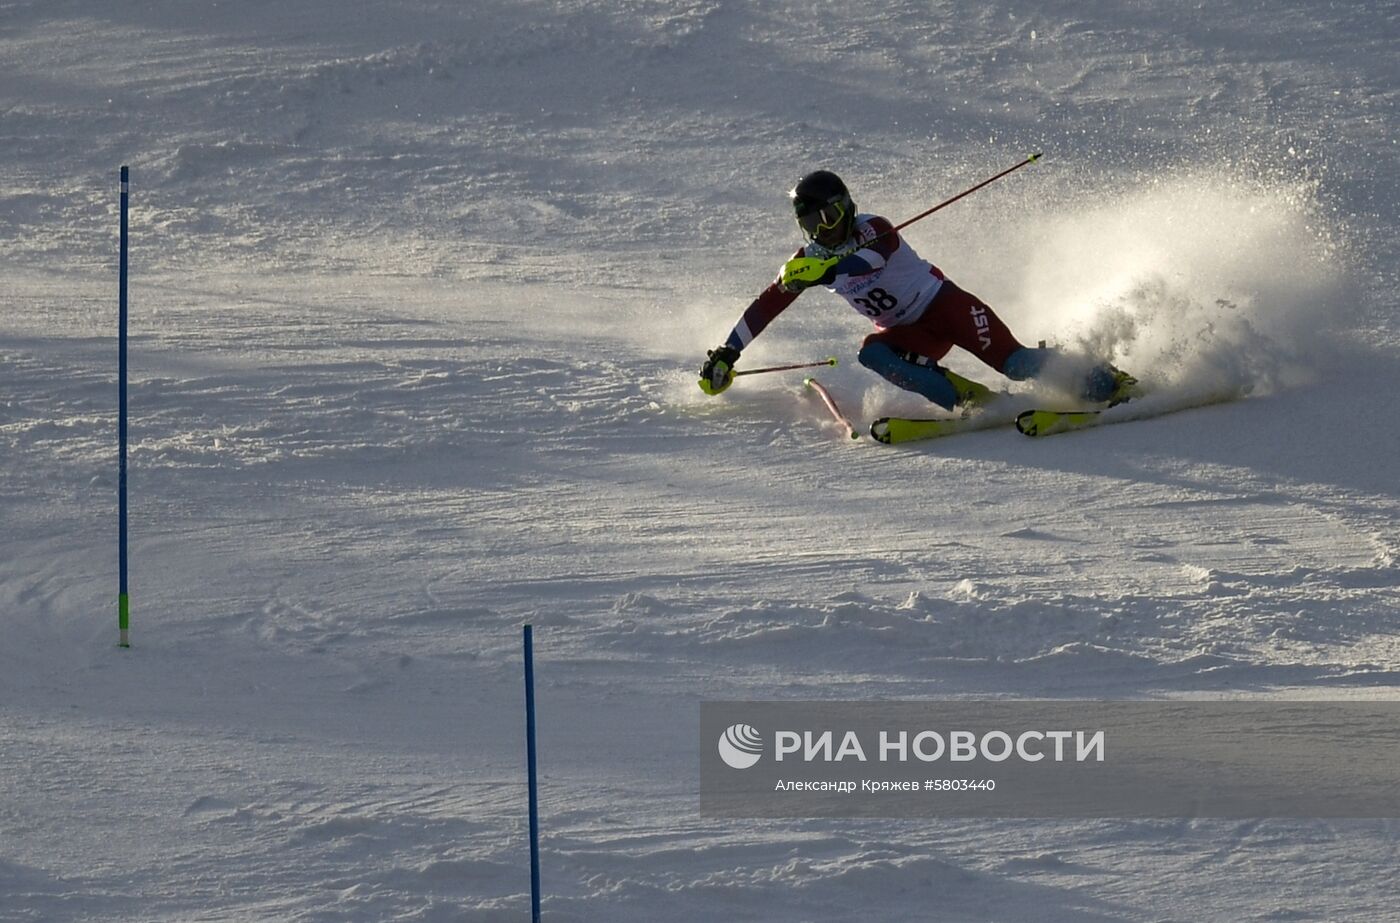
2,0,1399,919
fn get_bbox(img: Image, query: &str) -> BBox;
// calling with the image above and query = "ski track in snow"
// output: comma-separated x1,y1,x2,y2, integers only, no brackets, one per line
3,1,1400,920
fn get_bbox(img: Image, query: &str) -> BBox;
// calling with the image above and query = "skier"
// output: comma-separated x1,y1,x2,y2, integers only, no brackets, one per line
697,169,1135,410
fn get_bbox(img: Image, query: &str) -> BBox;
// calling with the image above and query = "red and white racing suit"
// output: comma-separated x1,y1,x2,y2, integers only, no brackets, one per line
722,213,1027,372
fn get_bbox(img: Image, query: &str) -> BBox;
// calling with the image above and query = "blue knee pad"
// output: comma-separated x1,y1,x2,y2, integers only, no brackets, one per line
858,341,957,409
1002,346,1051,381
1005,346,1118,401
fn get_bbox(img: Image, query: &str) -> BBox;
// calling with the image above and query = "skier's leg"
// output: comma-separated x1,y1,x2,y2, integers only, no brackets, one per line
935,282,1135,403
858,288,1008,410
920,282,1028,372
1001,346,1050,380
857,338,959,409
1003,346,1134,402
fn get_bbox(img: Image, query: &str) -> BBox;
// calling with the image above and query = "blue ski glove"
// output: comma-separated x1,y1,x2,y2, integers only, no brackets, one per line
698,345,740,395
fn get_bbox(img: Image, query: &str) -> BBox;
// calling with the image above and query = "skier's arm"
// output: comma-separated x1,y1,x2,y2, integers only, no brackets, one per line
721,281,800,352
831,215,899,277
698,253,803,395
717,244,809,352
780,216,902,287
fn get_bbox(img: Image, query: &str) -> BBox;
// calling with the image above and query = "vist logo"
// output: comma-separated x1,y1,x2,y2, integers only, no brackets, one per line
969,303,993,350
717,724,764,769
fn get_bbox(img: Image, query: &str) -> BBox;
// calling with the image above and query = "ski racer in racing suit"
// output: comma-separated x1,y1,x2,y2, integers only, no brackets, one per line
698,169,1135,410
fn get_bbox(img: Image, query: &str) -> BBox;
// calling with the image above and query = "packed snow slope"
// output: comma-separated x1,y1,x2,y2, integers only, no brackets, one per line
2,1,1399,920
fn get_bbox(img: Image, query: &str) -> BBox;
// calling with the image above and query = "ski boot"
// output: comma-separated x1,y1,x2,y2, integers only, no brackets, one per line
945,368,997,413
1104,367,1141,406
1083,364,1141,406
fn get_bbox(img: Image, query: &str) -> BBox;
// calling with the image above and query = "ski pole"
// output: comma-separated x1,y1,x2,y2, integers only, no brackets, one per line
783,153,1044,282
888,152,1042,236
733,356,838,378
804,377,860,440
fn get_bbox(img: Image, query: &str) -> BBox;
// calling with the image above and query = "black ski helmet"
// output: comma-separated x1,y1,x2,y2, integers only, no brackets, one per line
790,170,855,247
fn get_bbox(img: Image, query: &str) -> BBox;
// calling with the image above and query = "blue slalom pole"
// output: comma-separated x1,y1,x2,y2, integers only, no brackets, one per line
524,624,541,921
118,166,130,649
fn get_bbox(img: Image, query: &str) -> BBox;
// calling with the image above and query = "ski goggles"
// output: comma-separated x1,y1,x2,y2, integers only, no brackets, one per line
795,199,847,239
